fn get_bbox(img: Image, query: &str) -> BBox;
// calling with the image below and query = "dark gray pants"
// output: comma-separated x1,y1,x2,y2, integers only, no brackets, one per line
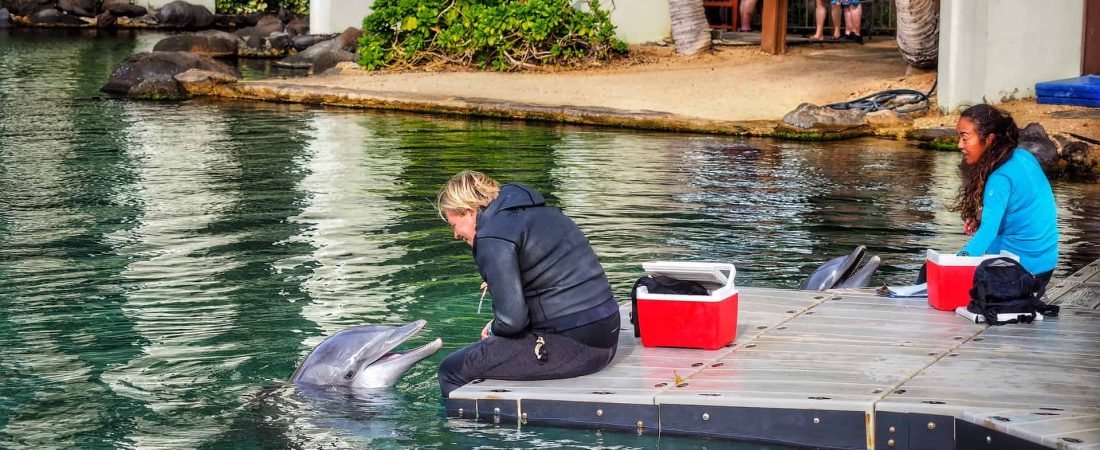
438,312,619,397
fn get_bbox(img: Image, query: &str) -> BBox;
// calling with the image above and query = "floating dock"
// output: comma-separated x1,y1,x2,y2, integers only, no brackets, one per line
446,259,1100,449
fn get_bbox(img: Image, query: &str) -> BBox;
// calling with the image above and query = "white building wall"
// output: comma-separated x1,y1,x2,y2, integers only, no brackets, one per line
938,0,1085,112
308,0,670,43
603,0,672,44
309,0,375,35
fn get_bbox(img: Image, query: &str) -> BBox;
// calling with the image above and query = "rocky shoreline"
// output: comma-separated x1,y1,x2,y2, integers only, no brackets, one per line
11,7,1091,183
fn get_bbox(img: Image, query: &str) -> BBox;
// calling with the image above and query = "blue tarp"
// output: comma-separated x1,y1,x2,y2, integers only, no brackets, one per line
1035,75,1100,107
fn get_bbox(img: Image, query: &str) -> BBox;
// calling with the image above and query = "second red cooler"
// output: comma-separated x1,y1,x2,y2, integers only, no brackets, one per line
925,249,1020,311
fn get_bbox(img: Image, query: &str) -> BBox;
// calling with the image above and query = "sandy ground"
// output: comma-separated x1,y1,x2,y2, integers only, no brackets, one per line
272,39,935,122
258,39,1097,142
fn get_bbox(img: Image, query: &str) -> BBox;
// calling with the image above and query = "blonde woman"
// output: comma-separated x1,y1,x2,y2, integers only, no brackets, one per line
436,171,620,398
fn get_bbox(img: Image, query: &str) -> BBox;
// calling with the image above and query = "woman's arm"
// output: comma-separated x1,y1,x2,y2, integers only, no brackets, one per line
474,237,529,336
960,174,1011,256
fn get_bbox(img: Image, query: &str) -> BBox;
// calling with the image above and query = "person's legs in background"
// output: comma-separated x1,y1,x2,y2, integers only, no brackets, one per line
812,0,829,40
739,0,758,32
843,2,863,43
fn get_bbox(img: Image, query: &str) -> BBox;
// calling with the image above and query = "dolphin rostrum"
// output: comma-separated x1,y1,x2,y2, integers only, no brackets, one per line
837,255,881,289
291,319,443,389
799,246,867,291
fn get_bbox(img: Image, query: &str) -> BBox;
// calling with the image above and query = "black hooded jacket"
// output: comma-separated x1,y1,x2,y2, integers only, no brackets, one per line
474,184,617,337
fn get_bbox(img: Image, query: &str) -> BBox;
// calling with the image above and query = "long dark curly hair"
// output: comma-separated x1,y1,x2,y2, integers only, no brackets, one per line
948,104,1019,223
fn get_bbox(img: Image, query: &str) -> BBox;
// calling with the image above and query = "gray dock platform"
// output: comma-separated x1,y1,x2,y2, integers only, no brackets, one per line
447,261,1100,449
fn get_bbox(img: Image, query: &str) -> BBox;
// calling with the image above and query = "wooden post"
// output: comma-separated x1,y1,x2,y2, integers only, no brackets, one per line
760,0,788,55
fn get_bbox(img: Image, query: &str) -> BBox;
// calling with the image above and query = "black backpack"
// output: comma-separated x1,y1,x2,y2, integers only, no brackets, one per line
967,257,1059,326
629,275,709,338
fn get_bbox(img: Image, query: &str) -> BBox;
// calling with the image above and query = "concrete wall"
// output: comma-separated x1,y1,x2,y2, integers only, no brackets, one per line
136,0,216,13
309,0,375,35
601,0,672,44
938,0,1085,112
308,0,670,43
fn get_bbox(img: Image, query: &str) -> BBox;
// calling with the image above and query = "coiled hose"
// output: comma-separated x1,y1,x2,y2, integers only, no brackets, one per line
826,78,938,114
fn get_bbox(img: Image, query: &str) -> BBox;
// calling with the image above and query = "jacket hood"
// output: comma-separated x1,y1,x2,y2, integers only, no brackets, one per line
478,184,545,225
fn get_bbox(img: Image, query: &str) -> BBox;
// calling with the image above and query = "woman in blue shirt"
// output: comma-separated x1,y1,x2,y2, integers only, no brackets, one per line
951,104,1059,287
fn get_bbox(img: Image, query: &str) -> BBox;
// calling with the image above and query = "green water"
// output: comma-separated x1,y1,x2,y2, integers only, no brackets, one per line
2,29,1098,449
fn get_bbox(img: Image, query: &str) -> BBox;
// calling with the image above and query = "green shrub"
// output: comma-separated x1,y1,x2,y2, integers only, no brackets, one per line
358,0,628,71
216,0,307,15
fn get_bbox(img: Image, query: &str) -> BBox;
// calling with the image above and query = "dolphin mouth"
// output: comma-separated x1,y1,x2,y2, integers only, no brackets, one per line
374,338,444,365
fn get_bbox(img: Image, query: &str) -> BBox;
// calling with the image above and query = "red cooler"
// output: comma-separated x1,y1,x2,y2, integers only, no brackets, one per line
635,262,738,350
925,250,1019,311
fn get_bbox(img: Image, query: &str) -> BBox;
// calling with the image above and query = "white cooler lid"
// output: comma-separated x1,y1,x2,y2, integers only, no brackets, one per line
641,261,734,288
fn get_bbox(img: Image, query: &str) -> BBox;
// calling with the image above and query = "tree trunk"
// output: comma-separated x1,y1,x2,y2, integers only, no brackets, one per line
668,0,711,55
895,0,940,69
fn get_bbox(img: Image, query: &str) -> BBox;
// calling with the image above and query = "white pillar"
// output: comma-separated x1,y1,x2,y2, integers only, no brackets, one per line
309,0,375,34
938,0,1085,113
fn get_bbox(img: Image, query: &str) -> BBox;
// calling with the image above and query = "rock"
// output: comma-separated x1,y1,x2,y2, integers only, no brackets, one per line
237,33,293,57
173,67,237,95
57,0,95,17
103,0,146,17
276,37,340,68
1017,123,1059,173
0,8,11,28
154,0,214,28
284,16,307,36
906,127,957,151
101,51,240,99
4,0,52,16
781,103,866,129
29,8,88,25
864,109,914,128
95,10,116,27
337,26,361,52
1059,141,1100,182
234,14,282,39
312,48,356,73
291,34,333,51
235,15,290,57
241,12,260,26
212,13,245,27
153,30,241,57
267,31,293,51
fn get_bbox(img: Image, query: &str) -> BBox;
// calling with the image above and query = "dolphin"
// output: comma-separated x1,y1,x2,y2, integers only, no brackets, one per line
837,255,881,289
799,246,867,291
291,319,443,389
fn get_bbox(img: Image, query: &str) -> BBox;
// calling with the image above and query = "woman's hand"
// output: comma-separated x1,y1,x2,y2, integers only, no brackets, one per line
481,320,493,340
963,218,978,236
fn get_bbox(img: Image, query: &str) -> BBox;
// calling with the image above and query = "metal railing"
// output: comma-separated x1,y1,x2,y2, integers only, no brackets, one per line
785,0,898,36
706,0,898,36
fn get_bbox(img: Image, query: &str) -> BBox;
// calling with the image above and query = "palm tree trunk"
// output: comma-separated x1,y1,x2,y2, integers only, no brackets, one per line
668,0,712,55
895,0,940,69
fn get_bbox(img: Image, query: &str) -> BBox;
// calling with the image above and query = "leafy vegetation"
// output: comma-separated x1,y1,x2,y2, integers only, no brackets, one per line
215,0,307,15
358,0,628,71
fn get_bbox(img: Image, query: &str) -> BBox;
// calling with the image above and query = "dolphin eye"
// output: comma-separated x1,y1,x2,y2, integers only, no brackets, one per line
344,371,354,379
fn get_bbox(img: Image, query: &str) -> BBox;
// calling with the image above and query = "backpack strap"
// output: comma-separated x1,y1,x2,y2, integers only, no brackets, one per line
629,276,647,339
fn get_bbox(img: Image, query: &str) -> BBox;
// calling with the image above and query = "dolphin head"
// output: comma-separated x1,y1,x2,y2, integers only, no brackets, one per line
799,246,866,291
291,320,443,389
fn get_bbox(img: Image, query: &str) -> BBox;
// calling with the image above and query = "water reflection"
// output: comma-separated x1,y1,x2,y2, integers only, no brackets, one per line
2,30,1099,450
99,102,245,449
281,112,413,342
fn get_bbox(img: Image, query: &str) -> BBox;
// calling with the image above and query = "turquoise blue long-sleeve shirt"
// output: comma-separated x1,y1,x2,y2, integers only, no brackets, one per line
961,148,1058,274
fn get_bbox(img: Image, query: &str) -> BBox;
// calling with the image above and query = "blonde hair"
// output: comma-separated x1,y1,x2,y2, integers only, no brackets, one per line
437,170,501,219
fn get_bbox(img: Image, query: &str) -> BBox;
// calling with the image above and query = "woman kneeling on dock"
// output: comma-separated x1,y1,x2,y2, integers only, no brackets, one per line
952,104,1058,289
436,170,620,398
